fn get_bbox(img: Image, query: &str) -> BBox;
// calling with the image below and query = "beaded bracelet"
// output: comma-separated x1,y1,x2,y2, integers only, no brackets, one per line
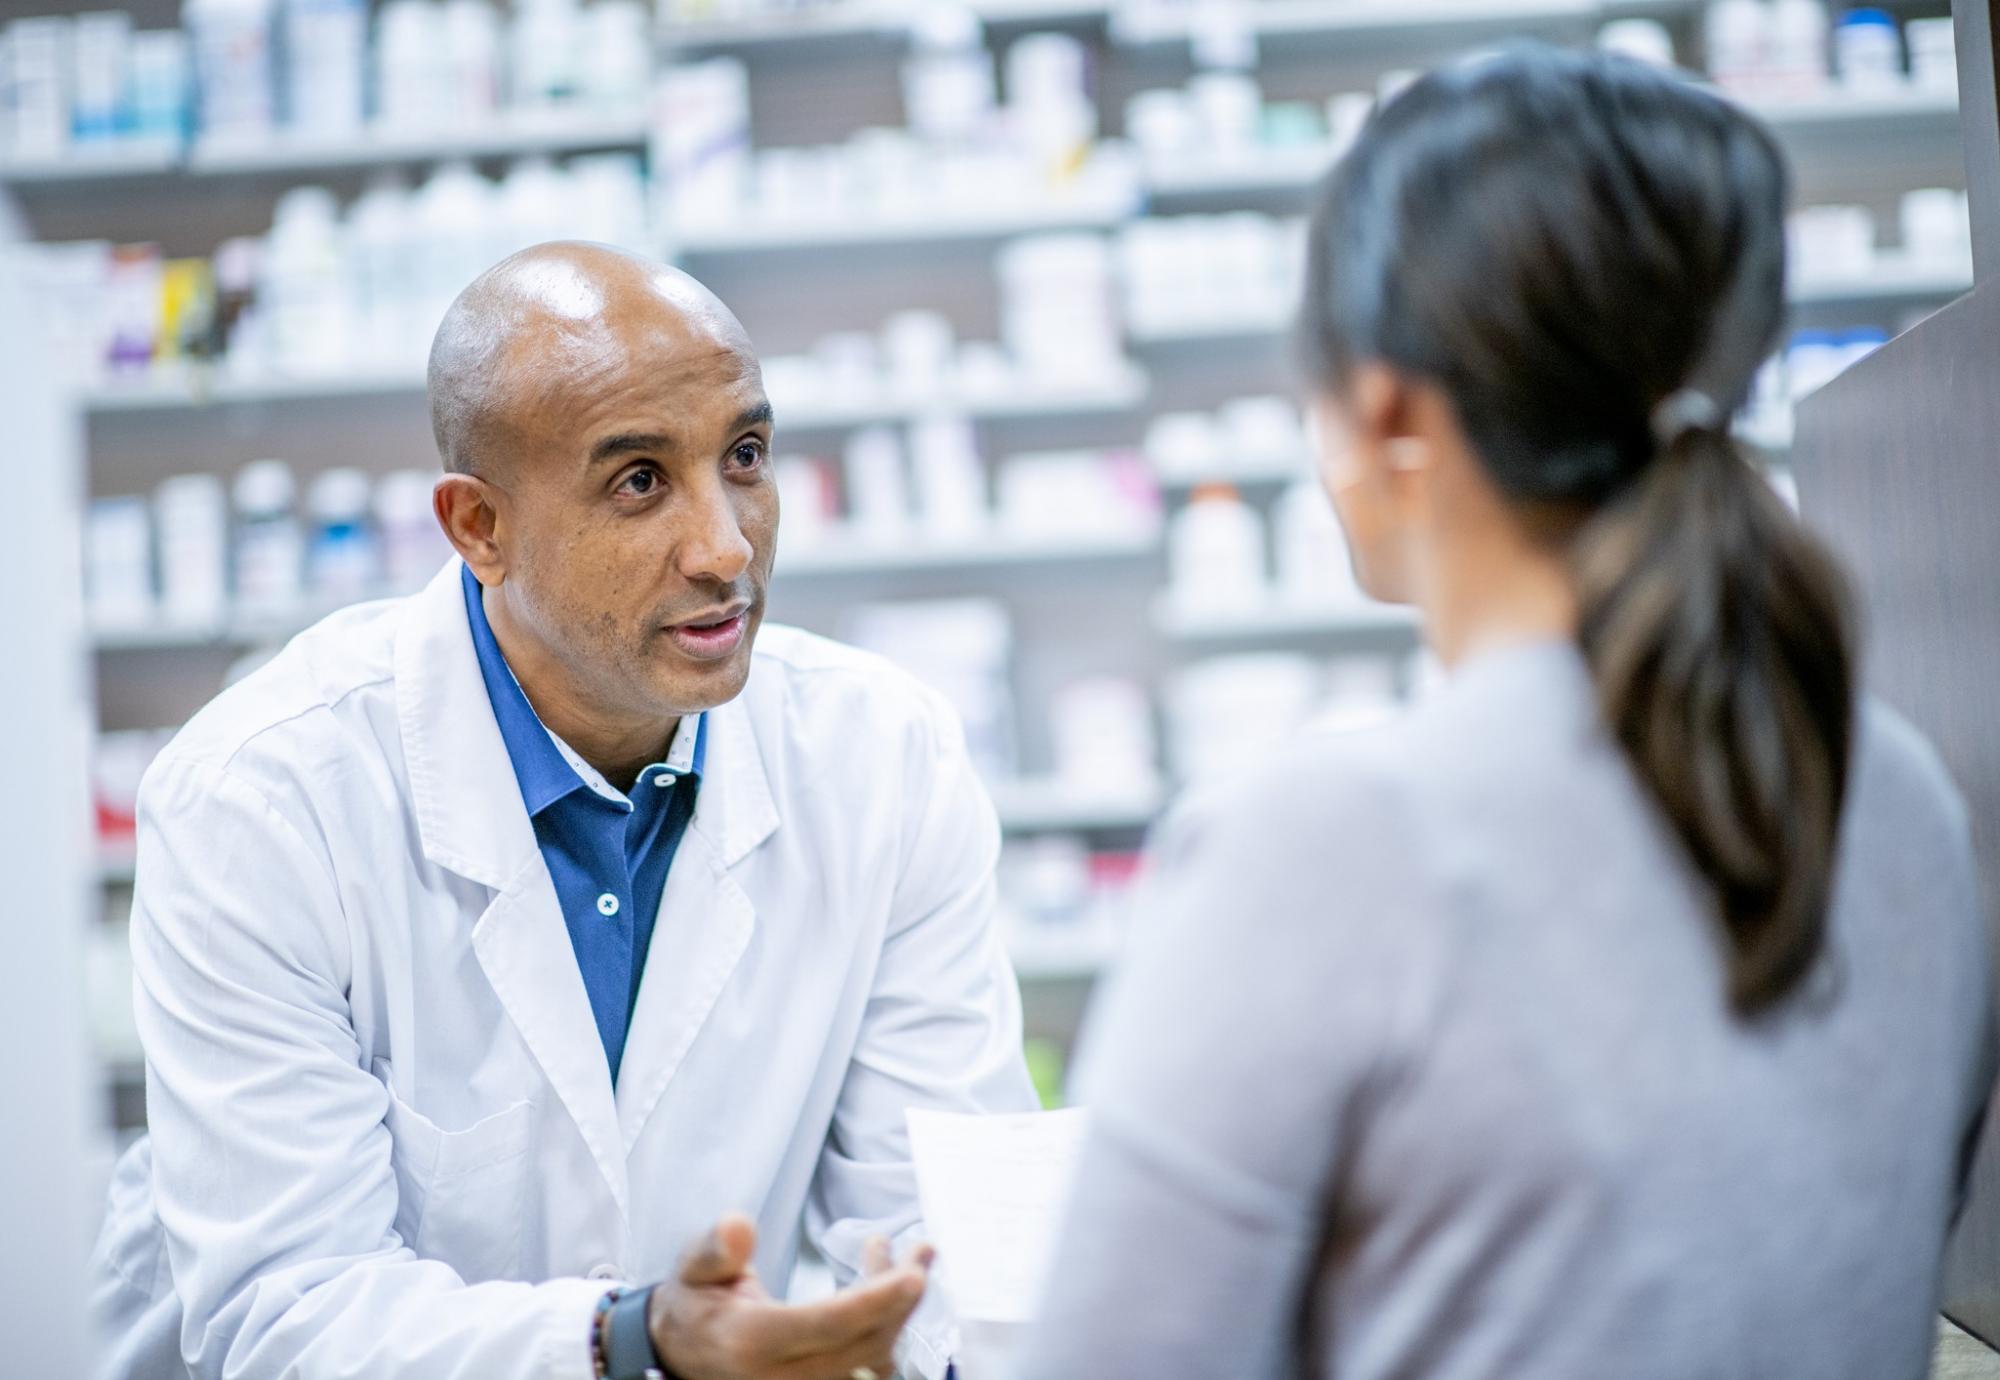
589,1286,625,1380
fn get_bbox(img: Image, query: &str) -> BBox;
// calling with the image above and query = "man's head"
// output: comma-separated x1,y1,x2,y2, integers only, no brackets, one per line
431,242,777,731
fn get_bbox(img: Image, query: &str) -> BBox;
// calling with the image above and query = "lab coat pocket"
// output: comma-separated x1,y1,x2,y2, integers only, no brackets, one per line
377,1083,536,1285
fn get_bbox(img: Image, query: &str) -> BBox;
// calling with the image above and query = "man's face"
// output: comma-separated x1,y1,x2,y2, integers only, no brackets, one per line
489,310,779,722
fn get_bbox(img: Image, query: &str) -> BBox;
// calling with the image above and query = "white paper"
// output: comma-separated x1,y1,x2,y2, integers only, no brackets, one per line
905,1106,1091,1326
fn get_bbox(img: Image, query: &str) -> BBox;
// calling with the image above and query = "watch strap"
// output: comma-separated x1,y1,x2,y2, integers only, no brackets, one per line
601,1284,666,1380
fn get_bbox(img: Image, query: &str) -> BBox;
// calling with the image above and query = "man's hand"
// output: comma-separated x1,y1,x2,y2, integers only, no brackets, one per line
648,1213,934,1380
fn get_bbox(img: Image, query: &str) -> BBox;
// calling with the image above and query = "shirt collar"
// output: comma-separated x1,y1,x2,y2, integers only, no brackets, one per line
546,714,705,808
461,564,706,818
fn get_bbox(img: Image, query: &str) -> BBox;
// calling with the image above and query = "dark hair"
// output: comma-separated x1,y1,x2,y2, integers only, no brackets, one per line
1299,47,1857,1016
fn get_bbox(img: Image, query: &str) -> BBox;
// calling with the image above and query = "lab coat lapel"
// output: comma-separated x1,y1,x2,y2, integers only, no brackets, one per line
617,693,779,1150
473,855,630,1213
395,559,629,1213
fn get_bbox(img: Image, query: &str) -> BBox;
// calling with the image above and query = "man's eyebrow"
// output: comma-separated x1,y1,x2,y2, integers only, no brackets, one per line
733,401,775,431
589,432,676,464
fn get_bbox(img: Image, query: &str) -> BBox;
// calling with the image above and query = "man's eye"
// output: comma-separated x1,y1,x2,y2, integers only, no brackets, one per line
618,467,661,496
729,441,766,472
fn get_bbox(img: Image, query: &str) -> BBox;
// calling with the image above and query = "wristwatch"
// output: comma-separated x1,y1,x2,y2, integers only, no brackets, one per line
600,1285,668,1380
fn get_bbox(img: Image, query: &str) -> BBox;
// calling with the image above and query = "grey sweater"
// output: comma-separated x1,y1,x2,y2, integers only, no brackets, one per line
1018,640,1994,1380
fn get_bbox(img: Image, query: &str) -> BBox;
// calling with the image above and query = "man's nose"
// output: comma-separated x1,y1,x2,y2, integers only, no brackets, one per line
676,481,754,586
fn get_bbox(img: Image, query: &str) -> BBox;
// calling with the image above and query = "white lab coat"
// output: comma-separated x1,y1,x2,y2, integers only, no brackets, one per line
90,560,1039,1380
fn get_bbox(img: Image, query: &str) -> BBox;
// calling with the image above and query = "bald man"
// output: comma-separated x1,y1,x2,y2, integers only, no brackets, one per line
90,244,1039,1380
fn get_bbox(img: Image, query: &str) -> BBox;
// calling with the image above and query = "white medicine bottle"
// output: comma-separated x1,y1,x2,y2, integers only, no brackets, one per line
1272,478,1363,606
1168,483,1265,613
184,0,278,140
233,460,305,616
306,468,381,602
1703,0,1771,96
1767,0,1831,96
903,6,994,147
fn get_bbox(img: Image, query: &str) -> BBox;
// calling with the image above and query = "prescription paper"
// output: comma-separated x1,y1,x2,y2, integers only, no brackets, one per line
905,1106,1091,1326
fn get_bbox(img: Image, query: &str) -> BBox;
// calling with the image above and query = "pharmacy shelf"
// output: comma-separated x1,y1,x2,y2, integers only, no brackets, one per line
1143,144,1340,202
1113,0,1597,46
86,362,1148,419
1742,85,1961,138
84,367,428,414
672,185,1139,254
775,525,1160,578
779,365,1150,431
86,363,1149,426
1007,927,1122,982
1151,452,1308,493
1128,256,1974,350
96,845,137,887
186,110,651,176
0,136,182,186
989,775,1166,833
1126,299,1294,347
661,0,1110,47
1154,597,1422,645
1136,86,1962,205
90,600,374,653
1790,256,1974,308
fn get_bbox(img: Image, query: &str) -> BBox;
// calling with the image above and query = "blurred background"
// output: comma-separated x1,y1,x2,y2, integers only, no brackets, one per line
0,0,1976,1327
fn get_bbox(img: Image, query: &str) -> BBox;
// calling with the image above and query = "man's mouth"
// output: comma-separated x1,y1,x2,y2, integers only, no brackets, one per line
664,604,752,662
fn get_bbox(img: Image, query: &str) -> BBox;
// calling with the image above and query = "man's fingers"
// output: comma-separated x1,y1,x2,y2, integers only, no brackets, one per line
860,1236,892,1277
770,1322,903,1380
678,1212,759,1287
741,1265,927,1362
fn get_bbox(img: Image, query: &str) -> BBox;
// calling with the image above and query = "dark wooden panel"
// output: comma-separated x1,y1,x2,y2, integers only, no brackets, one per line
1796,282,2000,1348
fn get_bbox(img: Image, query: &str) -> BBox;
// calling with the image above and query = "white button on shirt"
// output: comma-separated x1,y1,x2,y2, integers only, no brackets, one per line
587,1263,620,1282
596,894,619,917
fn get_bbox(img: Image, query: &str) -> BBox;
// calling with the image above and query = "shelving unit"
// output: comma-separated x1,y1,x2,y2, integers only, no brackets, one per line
1790,254,1974,307
988,775,1166,833
1142,145,1341,203
185,111,651,176
1743,83,1962,134
0,136,182,186
1126,298,1293,347
1112,0,1601,46
1124,253,1975,350
672,185,1140,255
1006,925,1121,982
33,0,1966,1099
777,525,1160,577
84,527,1162,655
85,368,428,414
662,0,1111,48
1151,451,1307,492
777,365,1151,432
1154,598,1422,646
82,362,1152,424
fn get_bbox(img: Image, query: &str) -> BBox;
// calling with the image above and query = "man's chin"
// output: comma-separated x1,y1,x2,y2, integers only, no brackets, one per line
651,636,757,715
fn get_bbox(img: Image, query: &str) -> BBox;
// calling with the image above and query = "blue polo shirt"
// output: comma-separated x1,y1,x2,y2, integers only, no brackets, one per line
462,565,705,1084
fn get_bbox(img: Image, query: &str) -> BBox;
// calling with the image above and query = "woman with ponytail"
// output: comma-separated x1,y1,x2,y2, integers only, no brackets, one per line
1017,47,1993,1380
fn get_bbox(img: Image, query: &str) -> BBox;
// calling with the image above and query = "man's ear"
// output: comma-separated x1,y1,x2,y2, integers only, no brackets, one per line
433,474,507,585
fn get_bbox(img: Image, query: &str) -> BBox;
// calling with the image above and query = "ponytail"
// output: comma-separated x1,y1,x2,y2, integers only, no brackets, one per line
1302,51,1860,1013
1571,428,1857,1015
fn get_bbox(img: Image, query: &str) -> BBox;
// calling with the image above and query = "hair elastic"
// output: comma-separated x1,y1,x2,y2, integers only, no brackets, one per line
1650,388,1724,450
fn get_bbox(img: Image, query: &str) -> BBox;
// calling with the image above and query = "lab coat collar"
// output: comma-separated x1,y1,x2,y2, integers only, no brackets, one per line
395,560,783,1209
395,559,779,886
396,560,540,889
